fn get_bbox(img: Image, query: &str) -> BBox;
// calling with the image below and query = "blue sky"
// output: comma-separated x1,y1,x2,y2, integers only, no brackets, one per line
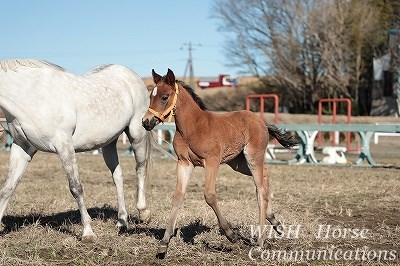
0,0,235,77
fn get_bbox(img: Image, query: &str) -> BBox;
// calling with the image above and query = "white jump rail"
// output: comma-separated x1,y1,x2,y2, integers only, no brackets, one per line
374,122,400,144
278,123,400,166
155,123,400,166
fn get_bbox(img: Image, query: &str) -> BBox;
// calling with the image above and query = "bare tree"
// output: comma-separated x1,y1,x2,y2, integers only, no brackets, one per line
213,0,383,113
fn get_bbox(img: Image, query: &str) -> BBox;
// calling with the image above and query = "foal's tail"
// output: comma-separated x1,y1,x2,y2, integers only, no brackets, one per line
267,124,300,148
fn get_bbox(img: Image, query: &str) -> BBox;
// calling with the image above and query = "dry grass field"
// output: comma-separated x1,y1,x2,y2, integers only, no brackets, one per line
0,138,399,265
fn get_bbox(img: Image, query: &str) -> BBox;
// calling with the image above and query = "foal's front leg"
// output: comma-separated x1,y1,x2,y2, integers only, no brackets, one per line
204,159,238,243
157,159,194,259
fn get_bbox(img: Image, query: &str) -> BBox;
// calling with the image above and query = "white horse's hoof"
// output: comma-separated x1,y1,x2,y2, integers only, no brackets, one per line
116,219,128,229
139,209,151,223
81,234,97,243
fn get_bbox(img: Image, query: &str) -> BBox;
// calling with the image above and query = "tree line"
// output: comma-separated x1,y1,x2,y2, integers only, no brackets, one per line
213,0,400,114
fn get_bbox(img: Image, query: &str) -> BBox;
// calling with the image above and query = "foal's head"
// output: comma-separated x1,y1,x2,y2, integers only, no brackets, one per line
142,68,179,131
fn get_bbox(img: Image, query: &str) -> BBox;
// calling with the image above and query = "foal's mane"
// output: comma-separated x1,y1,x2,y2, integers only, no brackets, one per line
176,80,207,111
0,59,65,72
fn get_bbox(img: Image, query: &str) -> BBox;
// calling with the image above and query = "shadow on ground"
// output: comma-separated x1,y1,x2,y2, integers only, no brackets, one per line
0,204,120,237
123,218,213,244
0,206,218,245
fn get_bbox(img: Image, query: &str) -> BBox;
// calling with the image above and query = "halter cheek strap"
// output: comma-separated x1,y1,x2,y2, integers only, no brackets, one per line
148,83,179,123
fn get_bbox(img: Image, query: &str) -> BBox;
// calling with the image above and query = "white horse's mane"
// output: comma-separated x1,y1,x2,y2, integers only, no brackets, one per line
0,59,65,72
85,64,114,75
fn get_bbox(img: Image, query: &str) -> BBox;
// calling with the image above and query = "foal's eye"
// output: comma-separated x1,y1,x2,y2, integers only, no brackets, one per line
161,95,169,102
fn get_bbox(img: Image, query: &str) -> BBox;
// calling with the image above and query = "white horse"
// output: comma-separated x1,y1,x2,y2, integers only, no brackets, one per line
0,59,152,241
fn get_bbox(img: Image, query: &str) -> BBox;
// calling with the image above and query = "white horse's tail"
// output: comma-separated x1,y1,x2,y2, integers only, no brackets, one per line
143,130,177,207
148,131,178,161
143,131,154,205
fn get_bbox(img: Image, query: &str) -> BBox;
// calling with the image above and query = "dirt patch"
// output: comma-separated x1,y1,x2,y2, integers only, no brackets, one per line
0,148,398,265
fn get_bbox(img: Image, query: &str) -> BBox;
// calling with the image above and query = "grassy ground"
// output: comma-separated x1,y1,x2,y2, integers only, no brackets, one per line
0,143,399,265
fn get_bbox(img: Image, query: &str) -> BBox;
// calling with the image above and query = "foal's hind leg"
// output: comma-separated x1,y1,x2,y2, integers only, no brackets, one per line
228,153,282,237
102,140,128,228
0,143,37,225
243,146,268,247
264,166,283,235
55,139,95,241
242,146,282,247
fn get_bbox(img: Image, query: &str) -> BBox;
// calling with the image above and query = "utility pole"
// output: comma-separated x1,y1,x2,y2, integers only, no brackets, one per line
182,42,201,89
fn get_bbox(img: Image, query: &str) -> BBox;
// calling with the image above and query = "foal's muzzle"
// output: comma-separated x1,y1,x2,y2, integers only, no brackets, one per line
142,117,158,131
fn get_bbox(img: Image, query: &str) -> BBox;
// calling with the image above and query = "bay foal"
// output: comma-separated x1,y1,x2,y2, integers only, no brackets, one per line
142,69,299,259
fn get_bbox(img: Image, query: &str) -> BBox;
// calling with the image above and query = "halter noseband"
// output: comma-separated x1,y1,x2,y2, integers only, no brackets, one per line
148,83,179,123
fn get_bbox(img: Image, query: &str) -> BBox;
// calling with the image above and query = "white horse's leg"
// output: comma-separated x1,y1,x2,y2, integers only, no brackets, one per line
128,125,151,223
102,140,128,228
0,143,36,224
56,139,95,241
132,137,150,223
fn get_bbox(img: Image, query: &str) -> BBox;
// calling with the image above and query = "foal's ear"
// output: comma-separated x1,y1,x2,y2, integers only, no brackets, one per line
165,68,175,86
152,69,162,84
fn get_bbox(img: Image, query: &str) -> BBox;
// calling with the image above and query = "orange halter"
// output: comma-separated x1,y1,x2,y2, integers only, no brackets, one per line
148,83,179,123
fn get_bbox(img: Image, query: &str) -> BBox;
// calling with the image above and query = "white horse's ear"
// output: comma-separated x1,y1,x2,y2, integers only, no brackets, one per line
152,69,162,84
147,84,154,97
166,68,175,85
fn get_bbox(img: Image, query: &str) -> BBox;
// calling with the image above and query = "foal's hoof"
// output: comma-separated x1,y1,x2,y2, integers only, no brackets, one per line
226,231,239,243
81,234,97,243
273,223,284,235
139,209,151,224
257,237,266,248
156,243,168,260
